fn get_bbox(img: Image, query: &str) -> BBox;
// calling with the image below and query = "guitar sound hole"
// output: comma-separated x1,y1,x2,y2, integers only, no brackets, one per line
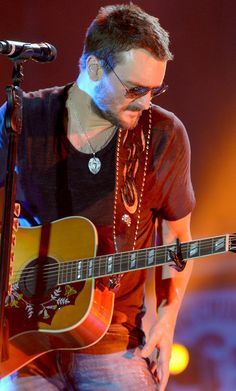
19,257,58,299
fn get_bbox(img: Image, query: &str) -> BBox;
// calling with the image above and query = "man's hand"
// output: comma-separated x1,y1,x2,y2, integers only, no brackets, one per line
141,213,193,390
141,320,174,391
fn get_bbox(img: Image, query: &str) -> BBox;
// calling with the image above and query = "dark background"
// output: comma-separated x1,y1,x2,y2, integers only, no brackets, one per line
1,1,236,389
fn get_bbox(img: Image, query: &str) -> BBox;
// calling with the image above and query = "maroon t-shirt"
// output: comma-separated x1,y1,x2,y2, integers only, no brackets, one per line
0,85,195,351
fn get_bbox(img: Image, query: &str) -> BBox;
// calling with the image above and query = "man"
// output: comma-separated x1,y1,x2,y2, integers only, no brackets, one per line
0,3,195,390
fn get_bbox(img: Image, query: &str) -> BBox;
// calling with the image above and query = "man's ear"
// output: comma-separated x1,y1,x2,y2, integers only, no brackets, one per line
87,56,103,81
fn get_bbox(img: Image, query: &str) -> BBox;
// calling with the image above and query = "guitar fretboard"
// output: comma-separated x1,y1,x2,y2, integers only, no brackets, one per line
58,234,231,284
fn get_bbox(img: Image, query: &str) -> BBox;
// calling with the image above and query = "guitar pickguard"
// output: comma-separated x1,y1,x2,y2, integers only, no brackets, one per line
5,280,86,335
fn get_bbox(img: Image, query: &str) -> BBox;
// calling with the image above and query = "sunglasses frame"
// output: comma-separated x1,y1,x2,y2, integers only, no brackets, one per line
103,59,168,99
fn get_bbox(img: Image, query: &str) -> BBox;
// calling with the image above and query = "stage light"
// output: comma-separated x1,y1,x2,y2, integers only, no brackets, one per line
169,343,189,375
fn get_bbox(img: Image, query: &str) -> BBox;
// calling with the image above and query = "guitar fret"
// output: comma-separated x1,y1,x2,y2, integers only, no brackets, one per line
93,257,100,278
160,246,170,265
76,261,83,280
188,240,200,258
147,248,155,266
166,244,177,263
68,261,74,282
59,264,67,284
180,244,188,260
81,260,87,280
120,254,129,272
200,239,213,256
69,261,73,282
106,255,114,275
58,264,63,284
129,252,137,270
138,250,146,269
113,254,121,274
154,247,166,265
99,256,106,277
87,259,94,278
213,236,226,253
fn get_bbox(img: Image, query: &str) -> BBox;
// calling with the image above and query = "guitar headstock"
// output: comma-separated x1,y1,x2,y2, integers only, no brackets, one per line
229,234,236,253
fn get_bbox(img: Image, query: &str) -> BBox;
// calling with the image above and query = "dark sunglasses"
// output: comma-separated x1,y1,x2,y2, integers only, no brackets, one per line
104,59,168,99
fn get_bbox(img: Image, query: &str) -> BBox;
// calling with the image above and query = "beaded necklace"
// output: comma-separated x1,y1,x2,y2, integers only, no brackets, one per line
109,105,152,289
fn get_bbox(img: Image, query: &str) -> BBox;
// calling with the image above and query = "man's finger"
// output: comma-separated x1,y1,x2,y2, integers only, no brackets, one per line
14,203,21,217
13,217,19,232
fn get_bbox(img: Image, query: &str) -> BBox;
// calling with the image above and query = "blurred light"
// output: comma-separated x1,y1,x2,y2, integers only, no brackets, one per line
169,343,189,375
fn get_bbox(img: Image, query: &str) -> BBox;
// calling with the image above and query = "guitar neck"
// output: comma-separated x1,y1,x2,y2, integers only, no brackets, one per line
58,233,235,284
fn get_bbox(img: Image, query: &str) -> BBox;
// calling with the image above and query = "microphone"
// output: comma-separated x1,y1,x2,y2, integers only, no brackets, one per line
0,40,57,63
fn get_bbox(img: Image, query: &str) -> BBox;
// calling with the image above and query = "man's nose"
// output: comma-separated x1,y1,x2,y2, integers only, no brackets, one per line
134,92,152,110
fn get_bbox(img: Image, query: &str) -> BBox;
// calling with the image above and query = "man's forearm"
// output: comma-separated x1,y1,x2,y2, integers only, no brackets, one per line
156,212,193,330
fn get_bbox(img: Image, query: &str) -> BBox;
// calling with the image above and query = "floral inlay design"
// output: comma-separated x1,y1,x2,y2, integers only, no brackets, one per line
5,282,78,320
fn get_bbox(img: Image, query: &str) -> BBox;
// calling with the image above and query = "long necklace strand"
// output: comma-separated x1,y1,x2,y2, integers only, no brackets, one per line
113,104,152,253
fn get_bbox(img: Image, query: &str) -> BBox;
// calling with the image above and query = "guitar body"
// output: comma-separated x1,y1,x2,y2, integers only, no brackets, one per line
2,215,234,379
1,217,114,379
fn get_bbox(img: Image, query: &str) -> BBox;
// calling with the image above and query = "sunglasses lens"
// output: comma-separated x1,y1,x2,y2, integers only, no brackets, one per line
126,87,150,99
126,84,168,99
152,84,168,98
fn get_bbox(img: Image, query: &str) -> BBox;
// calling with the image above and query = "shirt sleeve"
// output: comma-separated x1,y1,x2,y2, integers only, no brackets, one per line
152,109,196,221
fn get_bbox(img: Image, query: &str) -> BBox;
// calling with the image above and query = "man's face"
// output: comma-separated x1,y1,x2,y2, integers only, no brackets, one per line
91,48,167,130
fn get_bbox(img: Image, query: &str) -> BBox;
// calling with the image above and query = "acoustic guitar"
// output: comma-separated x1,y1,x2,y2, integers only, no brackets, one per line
0,216,235,378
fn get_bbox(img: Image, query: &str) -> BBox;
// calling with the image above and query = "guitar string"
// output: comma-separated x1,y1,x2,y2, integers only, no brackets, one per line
11,238,230,280
11,237,232,279
9,251,228,284
10,237,234,283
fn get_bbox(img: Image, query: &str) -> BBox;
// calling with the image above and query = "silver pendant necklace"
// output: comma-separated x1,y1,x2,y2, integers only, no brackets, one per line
77,116,102,174
81,127,117,175
88,154,101,174
74,112,102,175
68,90,115,175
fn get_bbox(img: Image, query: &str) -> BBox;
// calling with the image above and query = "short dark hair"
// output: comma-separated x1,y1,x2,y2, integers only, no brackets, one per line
79,3,173,71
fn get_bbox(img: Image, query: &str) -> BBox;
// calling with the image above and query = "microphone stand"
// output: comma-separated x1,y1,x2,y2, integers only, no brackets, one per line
0,61,23,361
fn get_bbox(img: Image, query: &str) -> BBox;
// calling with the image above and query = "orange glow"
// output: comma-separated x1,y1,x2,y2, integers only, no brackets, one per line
169,343,189,375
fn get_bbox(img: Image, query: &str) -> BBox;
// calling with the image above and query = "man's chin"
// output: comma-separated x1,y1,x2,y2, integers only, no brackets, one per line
115,117,140,130
98,107,142,130
122,111,142,129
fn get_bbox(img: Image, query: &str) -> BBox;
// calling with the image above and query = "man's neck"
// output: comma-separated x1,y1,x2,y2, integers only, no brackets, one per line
65,83,116,153
71,81,113,133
